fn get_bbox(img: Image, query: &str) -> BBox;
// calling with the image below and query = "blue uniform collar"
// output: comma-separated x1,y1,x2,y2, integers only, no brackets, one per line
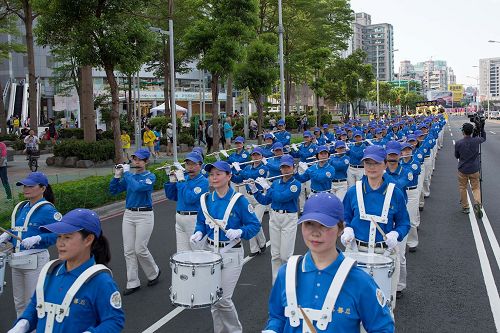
188,173,203,181
386,164,402,176
26,197,47,208
56,256,96,277
210,187,235,202
361,176,390,194
301,250,345,276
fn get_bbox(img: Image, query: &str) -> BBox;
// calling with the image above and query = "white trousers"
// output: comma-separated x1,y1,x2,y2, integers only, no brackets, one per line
347,166,364,188
269,210,298,283
204,243,244,333
418,165,426,208
397,235,408,292
299,180,311,211
11,250,50,316
175,213,197,252
438,130,444,149
406,188,420,248
421,157,433,199
245,193,267,253
122,210,159,288
331,181,348,201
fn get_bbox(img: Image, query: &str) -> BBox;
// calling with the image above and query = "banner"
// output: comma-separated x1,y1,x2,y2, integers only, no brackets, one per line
448,84,464,103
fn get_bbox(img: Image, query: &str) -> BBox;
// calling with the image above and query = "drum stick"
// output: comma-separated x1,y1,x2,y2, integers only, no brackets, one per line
0,226,22,241
370,217,387,240
299,306,317,333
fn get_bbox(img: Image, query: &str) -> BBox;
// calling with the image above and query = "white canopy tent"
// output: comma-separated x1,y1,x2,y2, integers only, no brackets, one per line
150,103,187,116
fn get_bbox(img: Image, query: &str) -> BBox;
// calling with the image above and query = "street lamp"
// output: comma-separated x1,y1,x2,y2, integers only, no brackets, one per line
376,44,380,118
149,22,178,163
488,40,500,43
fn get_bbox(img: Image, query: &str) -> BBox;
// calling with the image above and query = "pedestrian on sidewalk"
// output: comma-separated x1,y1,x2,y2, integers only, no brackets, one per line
198,119,206,146
0,140,12,200
109,148,161,296
166,123,174,156
455,122,486,216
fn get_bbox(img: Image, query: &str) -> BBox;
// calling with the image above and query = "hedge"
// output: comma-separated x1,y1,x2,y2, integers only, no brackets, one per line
53,139,115,161
0,134,19,141
58,128,84,139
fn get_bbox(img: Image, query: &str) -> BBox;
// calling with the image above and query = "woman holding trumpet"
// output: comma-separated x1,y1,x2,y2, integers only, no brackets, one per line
328,140,350,201
295,145,336,195
250,154,301,282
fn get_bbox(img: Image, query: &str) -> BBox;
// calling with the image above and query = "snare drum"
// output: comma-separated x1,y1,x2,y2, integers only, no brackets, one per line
344,251,395,306
170,250,223,309
0,252,6,295
9,251,38,270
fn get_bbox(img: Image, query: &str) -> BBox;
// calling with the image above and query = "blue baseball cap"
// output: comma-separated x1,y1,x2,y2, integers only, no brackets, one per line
192,147,204,156
251,147,263,156
184,152,203,164
303,131,312,137
272,142,284,151
335,140,346,149
375,128,383,134
316,145,329,154
418,123,428,129
361,145,386,163
234,136,245,144
279,154,294,167
385,140,401,155
277,119,285,126
414,130,424,137
204,161,232,173
407,134,418,142
339,130,347,136
313,127,321,132
264,133,274,140
401,142,413,150
323,124,329,129
353,131,363,138
132,148,150,160
40,208,101,237
298,193,343,227
16,172,49,187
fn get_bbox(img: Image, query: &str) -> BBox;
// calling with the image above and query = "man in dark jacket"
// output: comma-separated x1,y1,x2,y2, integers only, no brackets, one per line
454,122,486,216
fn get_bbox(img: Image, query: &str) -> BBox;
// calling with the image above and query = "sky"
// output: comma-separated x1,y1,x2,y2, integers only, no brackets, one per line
349,0,500,87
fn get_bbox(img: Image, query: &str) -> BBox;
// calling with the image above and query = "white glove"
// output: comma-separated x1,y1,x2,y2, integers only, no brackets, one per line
190,231,203,245
114,165,124,178
173,162,185,171
174,170,185,182
169,173,177,183
255,177,270,190
7,319,29,333
298,161,308,174
261,157,268,165
262,331,278,333
252,144,258,148
214,152,221,161
340,227,355,246
291,143,299,151
232,162,241,172
0,232,11,244
220,150,229,158
225,229,242,241
122,163,130,173
385,231,399,249
21,235,41,249
248,181,259,194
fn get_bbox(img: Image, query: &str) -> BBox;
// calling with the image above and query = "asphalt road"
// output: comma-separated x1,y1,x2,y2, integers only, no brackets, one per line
1,116,498,332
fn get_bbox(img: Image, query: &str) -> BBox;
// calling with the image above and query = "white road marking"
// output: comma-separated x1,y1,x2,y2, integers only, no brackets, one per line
452,140,455,145
480,209,500,270
466,194,500,331
142,240,272,333
489,131,496,135
450,133,453,137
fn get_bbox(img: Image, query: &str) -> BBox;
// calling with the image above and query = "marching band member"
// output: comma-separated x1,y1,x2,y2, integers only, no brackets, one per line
251,155,301,282
341,145,410,309
164,152,209,251
346,131,367,187
190,161,260,333
227,136,250,166
262,134,276,158
295,145,335,195
415,127,432,211
263,193,394,333
323,124,335,143
109,148,160,296
8,209,125,333
266,142,285,179
274,119,291,146
328,141,350,201
290,131,317,210
0,172,61,316
313,127,326,146
232,147,269,256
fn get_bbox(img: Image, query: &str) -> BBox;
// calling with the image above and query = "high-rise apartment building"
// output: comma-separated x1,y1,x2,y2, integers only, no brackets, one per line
479,57,500,101
399,59,454,92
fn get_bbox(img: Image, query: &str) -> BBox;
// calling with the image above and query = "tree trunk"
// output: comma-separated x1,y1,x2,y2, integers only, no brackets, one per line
316,93,321,127
163,37,170,116
211,74,220,148
255,94,263,145
81,66,95,143
0,80,6,134
104,65,122,163
23,0,37,131
127,74,133,123
226,75,233,116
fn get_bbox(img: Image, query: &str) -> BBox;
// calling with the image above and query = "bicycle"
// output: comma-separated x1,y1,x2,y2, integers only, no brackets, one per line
26,148,40,172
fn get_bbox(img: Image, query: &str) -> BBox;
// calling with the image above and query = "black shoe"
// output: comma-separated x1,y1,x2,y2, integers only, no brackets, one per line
424,195,430,199
473,204,483,218
409,247,417,253
148,269,161,287
419,206,424,212
249,251,259,257
462,207,470,214
123,286,140,296
396,290,403,299
260,245,267,254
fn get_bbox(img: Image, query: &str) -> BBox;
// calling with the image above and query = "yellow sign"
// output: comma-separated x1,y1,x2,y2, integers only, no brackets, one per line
448,84,464,102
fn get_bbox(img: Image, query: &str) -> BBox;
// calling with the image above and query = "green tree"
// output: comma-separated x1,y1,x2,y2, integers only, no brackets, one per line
234,33,278,144
34,0,156,161
184,0,258,146
402,91,422,112
0,14,25,133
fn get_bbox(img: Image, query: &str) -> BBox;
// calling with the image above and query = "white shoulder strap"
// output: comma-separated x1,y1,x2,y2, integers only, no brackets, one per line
36,259,63,318
316,257,356,330
56,264,111,322
356,181,395,224
13,200,54,252
11,201,28,229
222,192,242,223
380,183,395,220
284,255,302,327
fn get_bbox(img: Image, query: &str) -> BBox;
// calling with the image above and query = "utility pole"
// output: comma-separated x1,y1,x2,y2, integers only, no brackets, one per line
376,44,380,117
278,0,286,120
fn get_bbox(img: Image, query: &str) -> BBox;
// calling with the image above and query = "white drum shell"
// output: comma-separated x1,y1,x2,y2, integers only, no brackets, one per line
345,252,394,304
170,250,223,308
0,253,6,295
9,252,38,269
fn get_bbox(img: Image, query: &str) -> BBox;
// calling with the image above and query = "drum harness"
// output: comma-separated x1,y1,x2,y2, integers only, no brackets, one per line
355,181,395,254
284,254,356,333
35,259,111,333
200,192,242,254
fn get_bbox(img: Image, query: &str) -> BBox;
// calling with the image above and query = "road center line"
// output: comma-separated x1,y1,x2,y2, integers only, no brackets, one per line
489,131,496,135
142,240,272,333
452,139,455,145
466,193,500,331
480,209,500,270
